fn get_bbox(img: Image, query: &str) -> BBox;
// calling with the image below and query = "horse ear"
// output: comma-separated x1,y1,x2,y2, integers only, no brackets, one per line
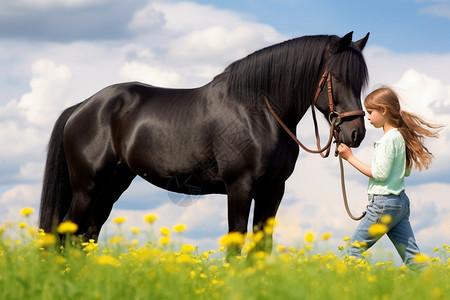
332,31,353,53
354,32,370,51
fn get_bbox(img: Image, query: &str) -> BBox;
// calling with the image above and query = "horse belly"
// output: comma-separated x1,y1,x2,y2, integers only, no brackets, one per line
125,129,227,195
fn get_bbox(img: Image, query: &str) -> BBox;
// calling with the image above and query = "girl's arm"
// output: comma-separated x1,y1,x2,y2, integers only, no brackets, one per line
337,143,373,178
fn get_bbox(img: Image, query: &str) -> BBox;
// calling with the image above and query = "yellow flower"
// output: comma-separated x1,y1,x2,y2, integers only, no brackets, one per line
218,232,245,248
350,241,362,248
433,246,439,252
95,255,120,267
380,215,392,224
57,221,78,234
305,232,315,243
143,213,158,224
266,217,278,227
252,231,264,243
276,245,287,253
160,226,171,236
20,207,34,216
109,236,123,245
82,239,98,252
181,244,195,253
263,225,273,234
173,224,187,233
413,253,429,264
368,223,388,237
130,227,141,235
159,236,171,245
37,233,57,247
113,216,127,224
19,222,28,229
320,232,332,240
343,236,351,242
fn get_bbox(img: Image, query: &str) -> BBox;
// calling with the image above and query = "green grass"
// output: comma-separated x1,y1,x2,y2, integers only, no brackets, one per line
0,212,449,300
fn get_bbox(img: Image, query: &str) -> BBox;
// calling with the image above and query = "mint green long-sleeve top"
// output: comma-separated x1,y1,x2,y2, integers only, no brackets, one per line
368,128,411,195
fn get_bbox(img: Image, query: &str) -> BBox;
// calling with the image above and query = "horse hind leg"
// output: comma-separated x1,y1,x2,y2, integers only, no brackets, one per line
86,165,136,240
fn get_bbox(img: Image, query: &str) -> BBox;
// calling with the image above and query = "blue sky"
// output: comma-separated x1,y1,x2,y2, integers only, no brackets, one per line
0,0,449,259
190,0,450,52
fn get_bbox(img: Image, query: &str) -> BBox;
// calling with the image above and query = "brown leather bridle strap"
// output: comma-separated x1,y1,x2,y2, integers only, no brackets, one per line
264,69,365,157
263,94,336,155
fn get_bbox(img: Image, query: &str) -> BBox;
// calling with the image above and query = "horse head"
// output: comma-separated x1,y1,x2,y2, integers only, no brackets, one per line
315,32,369,148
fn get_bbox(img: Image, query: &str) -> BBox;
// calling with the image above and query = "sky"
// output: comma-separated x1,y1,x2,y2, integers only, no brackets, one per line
1,0,449,260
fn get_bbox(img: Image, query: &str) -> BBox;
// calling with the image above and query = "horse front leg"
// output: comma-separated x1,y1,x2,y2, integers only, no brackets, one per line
225,178,254,257
252,181,285,253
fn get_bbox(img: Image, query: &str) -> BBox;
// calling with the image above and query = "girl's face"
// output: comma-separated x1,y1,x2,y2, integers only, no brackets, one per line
366,108,387,129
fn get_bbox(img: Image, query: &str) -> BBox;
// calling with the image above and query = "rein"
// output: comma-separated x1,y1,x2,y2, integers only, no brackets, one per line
263,69,366,221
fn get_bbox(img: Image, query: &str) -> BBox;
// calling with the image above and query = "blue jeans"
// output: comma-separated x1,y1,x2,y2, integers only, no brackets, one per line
348,191,421,268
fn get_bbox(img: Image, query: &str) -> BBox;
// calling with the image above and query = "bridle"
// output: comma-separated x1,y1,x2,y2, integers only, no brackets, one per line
263,69,365,158
263,69,366,220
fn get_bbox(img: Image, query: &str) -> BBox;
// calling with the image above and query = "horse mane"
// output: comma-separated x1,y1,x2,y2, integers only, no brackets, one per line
223,34,368,115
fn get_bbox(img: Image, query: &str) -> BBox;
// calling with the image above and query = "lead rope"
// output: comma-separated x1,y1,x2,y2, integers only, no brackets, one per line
338,154,366,221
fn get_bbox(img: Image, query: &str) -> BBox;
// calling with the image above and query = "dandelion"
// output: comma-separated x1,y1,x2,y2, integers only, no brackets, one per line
266,217,278,227
181,244,195,253
173,223,187,233
19,222,28,229
20,207,34,217
82,239,99,252
320,232,332,240
252,231,264,243
57,221,78,234
160,226,171,236
276,245,287,253
380,215,392,224
413,253,429,264
130,227,141,235
159,236,171,245
143,213,158,224
95,255,121,267
37,233,57,247
109,236,123,245
350,241,362,248
113,216,127,224
305,232,315,243
218,232,245,248
368,223,388,237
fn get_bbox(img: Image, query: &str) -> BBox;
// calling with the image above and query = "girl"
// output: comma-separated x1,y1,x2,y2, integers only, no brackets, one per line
338,86,442,268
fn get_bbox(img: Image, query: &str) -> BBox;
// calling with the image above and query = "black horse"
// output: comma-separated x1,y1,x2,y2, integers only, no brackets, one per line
39,32,369,246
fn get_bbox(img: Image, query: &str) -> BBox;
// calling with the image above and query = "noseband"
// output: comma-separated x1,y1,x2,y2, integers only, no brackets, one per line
264,69,365,158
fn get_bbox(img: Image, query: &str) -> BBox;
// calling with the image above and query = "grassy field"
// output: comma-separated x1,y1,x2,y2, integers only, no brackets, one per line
0,208,449,300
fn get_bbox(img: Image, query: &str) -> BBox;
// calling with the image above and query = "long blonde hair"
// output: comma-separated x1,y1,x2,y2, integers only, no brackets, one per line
364,87,443,171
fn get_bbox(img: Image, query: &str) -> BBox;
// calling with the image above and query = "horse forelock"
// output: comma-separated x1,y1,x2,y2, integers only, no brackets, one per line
326,42,369,95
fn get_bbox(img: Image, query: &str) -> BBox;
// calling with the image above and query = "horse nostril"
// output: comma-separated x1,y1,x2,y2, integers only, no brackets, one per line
351,130,358,143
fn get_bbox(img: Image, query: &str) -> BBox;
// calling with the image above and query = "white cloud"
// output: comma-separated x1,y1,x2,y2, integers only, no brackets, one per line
120,61,182,87
420,3,450,18
0,184,40,224
18,59,72,127
394,68,450,115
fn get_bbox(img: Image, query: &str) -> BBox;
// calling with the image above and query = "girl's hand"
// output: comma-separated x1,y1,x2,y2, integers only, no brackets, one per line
337,143,353,161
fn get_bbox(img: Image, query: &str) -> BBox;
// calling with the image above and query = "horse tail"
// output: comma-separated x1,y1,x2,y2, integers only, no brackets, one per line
39,103,82,232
